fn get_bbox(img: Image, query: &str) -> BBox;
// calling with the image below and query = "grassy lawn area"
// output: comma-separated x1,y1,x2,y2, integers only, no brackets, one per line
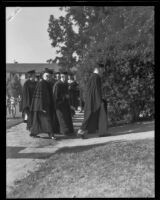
8,138,154,198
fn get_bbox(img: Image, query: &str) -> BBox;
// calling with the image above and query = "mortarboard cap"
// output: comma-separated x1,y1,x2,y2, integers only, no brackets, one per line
68,72,74,76
54,72,60,75
60,71,68,75
43,68,53,74
27,70,35,74
35,73,40,77
97,62,105,68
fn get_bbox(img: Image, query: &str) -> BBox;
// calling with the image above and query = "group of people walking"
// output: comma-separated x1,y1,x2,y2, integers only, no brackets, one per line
21,69,79,139
21,63,109,140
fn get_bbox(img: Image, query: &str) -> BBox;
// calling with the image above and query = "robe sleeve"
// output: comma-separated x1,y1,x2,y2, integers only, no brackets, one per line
30,82,43,112
53,82,64,107
22,81,30,112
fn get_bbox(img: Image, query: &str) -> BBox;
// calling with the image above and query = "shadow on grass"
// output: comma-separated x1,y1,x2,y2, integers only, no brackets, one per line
6,140,127,160
52,138,153,155
6,132,153,159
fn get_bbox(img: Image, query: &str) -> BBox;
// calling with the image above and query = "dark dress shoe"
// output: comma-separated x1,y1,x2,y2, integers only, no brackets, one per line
30,133,37,138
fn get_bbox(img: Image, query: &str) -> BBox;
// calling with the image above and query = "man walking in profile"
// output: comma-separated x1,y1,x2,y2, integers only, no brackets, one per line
77,63,109,139
21,70,37,130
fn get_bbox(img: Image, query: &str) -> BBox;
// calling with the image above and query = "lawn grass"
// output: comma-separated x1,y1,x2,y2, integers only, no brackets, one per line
8,138,154,198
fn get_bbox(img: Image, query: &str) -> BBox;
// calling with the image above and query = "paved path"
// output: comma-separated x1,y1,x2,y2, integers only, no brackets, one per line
6,103,23,129
6,111,154,194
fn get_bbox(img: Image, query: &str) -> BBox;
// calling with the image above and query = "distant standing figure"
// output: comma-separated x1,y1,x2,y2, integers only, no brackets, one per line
21,70,37,129
53,71,74,136
17,95,22,112
6,96,8,116
77,63,109,138
6,95,10,116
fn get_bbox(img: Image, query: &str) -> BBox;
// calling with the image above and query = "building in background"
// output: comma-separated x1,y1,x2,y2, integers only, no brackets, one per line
6,63,62,86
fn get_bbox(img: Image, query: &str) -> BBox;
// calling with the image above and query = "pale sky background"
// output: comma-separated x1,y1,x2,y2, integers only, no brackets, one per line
6,7,67,63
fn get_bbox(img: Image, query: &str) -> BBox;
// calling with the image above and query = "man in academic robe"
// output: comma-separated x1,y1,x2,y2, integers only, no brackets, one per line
77,63,109,139
21,70,37,130
53,71,74,136
29,68,58,139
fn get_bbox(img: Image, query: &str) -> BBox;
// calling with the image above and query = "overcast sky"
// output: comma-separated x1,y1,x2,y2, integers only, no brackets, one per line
6,7,67,63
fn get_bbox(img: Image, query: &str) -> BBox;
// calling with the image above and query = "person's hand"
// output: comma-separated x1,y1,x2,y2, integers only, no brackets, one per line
70,105,75,111
66,94,70,99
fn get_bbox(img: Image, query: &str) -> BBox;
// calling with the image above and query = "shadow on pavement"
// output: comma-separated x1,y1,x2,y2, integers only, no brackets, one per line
6,121,154,159
6,118,23,129
6,146,55,159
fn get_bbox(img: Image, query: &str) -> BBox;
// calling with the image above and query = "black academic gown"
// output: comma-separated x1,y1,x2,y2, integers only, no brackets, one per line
53,80,74,135
79,87,85,109
29,79,58,136
81,73,109,136
21,79,37,127
50,78,57,88
68,81,79,110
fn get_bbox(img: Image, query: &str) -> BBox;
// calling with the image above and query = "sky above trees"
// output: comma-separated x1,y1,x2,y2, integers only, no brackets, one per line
6,7,66,63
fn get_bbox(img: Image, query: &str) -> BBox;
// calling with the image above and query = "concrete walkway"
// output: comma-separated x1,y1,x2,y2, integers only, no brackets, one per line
6,111,154,194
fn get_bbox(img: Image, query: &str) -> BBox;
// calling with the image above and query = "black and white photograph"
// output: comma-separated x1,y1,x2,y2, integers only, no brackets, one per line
6,5,155,198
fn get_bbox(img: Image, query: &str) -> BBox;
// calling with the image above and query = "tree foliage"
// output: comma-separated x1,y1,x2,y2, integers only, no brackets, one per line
48,6,154,123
